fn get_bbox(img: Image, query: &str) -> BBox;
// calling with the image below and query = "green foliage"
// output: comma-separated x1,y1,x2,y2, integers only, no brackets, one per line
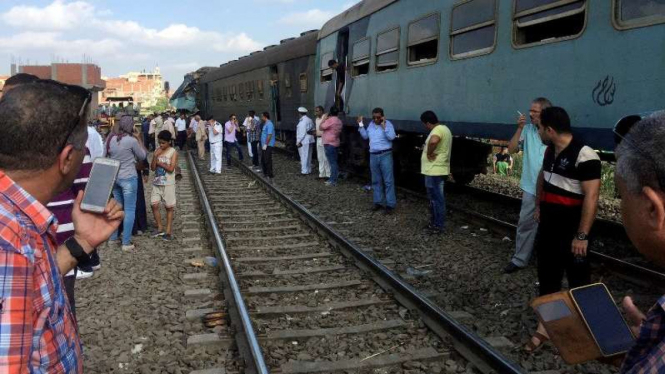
147,97,170,114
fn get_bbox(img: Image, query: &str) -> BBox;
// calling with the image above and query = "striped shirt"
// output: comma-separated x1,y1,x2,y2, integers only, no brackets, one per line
0,172,82,373
541,139,601,208
621,296,665,373
47,148,93,245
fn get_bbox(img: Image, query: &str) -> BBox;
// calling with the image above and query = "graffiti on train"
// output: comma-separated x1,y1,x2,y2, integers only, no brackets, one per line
592,75,617,107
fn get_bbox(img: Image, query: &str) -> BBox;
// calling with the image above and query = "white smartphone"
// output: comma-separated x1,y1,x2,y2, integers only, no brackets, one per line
81,158,120,213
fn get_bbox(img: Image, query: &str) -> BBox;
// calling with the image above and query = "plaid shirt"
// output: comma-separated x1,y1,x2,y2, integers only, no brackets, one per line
621,296,665,373
0,172,82,373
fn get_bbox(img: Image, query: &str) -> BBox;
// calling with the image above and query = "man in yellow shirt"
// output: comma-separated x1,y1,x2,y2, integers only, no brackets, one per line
420,111,452,234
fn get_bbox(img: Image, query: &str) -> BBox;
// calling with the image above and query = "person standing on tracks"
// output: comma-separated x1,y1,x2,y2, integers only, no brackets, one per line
194,114,207,161
175,113,187,150
493,146,513,176
358,108,397,213
526,106,601,352
420,111,452,234
151,130,178,241
0,80,124,373
260,112,276,183
296,107,315,175
208,115,223,174
610,112,665,373
504,97,552,274
224,114,244,168
320,106,343,186
244,110,262,171
315,106,330,179
162,113,176,142
149,113,162,151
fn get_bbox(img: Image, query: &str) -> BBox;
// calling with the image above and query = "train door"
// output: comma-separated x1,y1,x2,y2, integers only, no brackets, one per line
269,65,281,124
336,28,349,113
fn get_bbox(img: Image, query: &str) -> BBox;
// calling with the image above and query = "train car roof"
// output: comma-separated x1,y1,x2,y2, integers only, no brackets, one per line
201,31,318,84
318,0,398,40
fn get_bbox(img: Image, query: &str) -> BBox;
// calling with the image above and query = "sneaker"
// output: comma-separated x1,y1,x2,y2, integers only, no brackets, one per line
76,269,94,279
91,264,102,271
121,244,135,252
162,234,174,241
372,204,384,212
385,207,395,215
151,230,165,238
504,262,523,274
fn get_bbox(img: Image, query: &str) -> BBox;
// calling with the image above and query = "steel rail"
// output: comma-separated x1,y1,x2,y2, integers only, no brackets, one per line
187,152,269,374
231,158,523,374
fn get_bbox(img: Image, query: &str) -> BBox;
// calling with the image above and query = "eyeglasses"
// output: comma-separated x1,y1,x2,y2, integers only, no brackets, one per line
613,116,665,190
55,82,92,152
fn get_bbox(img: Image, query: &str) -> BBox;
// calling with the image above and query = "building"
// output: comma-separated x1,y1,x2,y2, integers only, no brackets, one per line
0,76,9,99
9,62,105,114
101,68,167,113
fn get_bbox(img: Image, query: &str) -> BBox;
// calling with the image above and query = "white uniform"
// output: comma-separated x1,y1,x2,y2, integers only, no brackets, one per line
209,121,224,173
242,116,253,158
315,116,330,178
297,115,315,174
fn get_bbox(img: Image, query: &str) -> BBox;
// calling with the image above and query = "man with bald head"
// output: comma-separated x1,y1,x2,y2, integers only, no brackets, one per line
614,111,665,373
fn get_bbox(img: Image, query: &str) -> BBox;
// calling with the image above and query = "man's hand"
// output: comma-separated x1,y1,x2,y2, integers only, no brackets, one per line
623,296,646,337
427,153,436,161
518,114,527,129
72,191,124,253
572,238,588,257
262,144,267,151
357,116,364,126
534,206,541,223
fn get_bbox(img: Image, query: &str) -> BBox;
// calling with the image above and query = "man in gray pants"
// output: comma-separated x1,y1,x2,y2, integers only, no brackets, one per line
504,97,551,273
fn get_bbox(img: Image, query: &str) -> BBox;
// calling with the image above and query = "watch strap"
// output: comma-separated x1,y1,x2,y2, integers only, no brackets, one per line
65,237,92,266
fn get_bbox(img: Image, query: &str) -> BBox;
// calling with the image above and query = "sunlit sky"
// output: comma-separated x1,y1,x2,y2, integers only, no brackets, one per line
0,0,358,87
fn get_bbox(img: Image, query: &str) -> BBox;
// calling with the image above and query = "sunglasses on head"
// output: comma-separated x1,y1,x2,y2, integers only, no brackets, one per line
613,113,664,190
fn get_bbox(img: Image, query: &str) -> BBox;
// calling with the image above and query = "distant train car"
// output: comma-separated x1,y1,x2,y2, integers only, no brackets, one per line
199,30,318,149
316,0,665,183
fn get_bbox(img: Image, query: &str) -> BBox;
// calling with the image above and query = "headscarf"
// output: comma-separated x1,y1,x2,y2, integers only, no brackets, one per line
106,115,135,155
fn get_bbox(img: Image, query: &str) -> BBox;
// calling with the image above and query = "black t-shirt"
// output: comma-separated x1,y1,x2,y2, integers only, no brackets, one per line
495,153,511,163
336,63,346,85
541,139,601,210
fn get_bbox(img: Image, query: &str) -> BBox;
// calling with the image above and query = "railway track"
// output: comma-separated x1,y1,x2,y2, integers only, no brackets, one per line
186,152,524,374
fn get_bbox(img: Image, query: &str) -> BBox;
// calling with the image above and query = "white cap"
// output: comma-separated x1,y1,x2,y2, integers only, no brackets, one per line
297,107,308,114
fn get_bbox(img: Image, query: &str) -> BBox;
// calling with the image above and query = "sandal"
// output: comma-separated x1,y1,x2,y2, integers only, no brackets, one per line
525,331,549,353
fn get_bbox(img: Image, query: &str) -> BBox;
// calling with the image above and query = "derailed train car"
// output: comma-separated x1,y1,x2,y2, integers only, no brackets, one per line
194,0,665,183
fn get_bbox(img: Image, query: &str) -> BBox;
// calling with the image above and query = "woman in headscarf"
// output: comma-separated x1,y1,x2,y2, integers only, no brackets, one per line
105,115,148,251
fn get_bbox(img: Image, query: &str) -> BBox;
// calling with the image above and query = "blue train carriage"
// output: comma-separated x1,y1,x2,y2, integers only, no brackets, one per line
199,31,318,150
315,0,665,183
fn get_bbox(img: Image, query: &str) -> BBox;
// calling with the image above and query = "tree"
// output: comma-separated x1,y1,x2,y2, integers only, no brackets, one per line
147,97,170,114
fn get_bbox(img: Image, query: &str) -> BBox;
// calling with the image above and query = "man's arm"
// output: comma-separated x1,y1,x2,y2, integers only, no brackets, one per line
572,179,601,256
212,125,220,135
427,135,441,161
384,121,397,141
508,116,527,154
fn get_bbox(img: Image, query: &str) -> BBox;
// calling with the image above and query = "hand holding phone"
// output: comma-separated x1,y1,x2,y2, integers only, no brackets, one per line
72,190,124,251
81,158,120,213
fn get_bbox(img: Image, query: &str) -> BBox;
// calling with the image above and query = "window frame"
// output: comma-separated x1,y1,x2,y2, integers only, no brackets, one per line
257,80,264,100
375,26,401,74
611,0,665,30
406,12,441,67
351,37,371,78
320,51,334,83
449,0,499,60
299,73,308,92
511,0,589,50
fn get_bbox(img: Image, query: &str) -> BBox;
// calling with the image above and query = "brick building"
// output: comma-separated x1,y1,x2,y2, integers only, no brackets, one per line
101,68,167,113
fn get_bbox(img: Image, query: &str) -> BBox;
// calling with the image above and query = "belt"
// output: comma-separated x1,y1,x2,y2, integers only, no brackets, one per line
370,149,392,155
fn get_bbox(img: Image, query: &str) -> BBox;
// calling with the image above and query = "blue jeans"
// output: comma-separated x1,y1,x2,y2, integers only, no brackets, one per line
370,152,396,208
224,141,244,165
110,176,138,245
324,145,339,185
425,175,446,230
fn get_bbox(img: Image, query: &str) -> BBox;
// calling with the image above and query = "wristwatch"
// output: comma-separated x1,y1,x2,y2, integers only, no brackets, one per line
65,237,92,266
576,232,589,241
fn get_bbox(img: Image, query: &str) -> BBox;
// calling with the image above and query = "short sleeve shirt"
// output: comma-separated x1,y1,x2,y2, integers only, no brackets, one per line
421,124,452,176
261,121,276,147
541,139,601,210
520,123,548,196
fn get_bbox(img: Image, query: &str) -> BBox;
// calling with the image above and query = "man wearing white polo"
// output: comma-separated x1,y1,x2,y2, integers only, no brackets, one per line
296,107,315,175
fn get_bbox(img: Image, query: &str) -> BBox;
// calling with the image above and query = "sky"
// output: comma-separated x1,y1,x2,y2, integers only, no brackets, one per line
0,0,359,88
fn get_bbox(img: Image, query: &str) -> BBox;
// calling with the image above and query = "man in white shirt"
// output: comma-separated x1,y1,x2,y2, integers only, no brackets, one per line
296,107,315,175
242,113,254,159
207,115,223,174
87,124,104,160
162,113,176,140
175,113,187,150
190,114,200,133
314,106,330,179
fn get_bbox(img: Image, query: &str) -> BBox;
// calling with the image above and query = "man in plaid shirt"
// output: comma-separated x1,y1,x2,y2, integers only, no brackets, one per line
0,80,123,372
614,112,665,373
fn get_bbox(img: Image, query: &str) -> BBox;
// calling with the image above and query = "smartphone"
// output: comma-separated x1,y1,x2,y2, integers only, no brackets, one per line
570,284,635,357
81,158,120,213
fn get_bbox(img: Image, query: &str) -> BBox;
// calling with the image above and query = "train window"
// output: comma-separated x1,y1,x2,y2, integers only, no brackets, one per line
231,85,237,101
257,80,264,99
408,13,440,66
245,82,252,101
450,0,497,59
238,83,244,100
376,27,400,72
214,87,221,102
299,73,308,92
513,0,587,48
222,86,227,102
351,38,370,77
321,52,334,82
285,74,291,88
614,0,665,29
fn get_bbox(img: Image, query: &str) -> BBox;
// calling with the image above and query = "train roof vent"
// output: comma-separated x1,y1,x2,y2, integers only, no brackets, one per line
280,37,296,44
239,55,248,60
263,45,277,51
250,51,261,55
300,29,318,36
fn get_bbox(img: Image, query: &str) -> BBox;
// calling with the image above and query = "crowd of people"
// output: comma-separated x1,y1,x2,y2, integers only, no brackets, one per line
0,72,664,374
